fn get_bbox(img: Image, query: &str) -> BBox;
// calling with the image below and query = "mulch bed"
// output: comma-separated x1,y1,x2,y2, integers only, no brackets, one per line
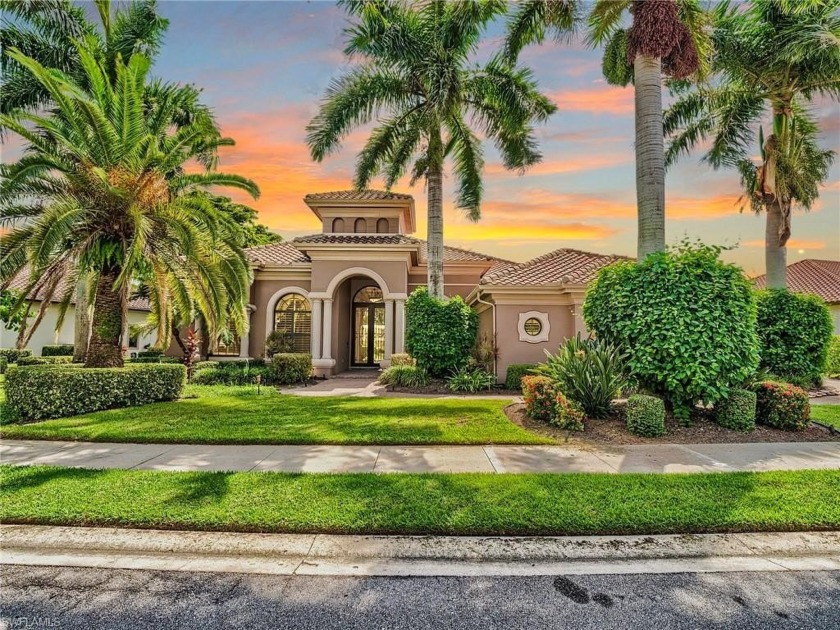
505,403,839,445
386,380,520,396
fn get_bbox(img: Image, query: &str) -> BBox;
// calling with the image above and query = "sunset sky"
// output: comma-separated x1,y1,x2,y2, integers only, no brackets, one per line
7,1,840,274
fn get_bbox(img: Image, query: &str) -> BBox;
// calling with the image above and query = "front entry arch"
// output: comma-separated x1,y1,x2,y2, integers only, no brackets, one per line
352,286,385,366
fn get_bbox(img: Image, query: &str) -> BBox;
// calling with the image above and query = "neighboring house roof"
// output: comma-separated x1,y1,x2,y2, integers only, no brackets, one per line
753,259,840,303
5,269,151,311
481,248,627,286
304,189,414,202
244,241,310,265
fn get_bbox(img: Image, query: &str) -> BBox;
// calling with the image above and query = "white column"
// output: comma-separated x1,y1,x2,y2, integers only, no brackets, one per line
384,299,394,363
394,299,405,354
321,299,333,360
310,299,323,359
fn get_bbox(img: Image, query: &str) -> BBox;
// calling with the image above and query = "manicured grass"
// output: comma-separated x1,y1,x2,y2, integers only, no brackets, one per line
1,465,837,535
811,404,840,429
0,384,547,445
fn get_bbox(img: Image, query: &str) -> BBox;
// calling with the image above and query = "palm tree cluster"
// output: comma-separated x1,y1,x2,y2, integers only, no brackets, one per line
1,0,260,367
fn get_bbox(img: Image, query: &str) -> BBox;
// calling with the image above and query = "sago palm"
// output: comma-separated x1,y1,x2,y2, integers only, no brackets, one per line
0,45,259,367
665,0,838,288
307,0,556,298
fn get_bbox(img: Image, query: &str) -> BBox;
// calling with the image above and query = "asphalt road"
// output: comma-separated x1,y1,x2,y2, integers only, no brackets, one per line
1,566,838,630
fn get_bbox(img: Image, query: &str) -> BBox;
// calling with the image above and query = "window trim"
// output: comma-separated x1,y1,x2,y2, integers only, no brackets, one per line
274,293,312,354
518,311,550,343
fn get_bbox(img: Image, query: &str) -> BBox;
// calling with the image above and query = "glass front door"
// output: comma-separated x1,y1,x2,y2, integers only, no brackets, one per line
352,287,386,366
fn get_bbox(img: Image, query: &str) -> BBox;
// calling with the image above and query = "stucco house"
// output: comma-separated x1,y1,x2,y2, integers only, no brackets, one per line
237,190,623,381
753,259,840,334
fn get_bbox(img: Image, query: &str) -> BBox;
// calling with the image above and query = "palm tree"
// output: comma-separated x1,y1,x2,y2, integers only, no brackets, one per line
665,0,838,288
0,45,259,367
307,0,556,298
504,0,709,260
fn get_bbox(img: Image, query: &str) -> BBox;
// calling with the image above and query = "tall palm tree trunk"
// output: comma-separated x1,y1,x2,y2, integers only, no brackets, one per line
426,161,445,300
765,200,788,289
86,265,125,367
73,278,90,362
634,54,666,261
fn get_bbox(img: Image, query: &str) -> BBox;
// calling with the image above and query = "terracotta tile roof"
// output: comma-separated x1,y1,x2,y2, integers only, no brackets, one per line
292,233,420,246
753,259,840,303
304,189,413,202
6,268,151,311
244,241,310,265
419,242,513,265
481,248,627,286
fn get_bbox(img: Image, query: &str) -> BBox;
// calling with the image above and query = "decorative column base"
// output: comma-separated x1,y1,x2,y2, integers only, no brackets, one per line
312,357,336,378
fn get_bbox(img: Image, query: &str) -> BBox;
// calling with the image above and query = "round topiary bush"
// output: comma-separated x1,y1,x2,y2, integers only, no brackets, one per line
714,388,757,432
583,242,759,421
755,381,810,431
755,289,833,387
625,394,666,437
405,287,478,378
552,391,585,431
521,375,557,421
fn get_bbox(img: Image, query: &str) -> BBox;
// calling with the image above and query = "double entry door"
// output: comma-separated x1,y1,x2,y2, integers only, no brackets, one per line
352,302,385,366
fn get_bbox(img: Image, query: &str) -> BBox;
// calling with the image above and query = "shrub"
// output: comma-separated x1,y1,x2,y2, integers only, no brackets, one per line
755,381,810,431
265,330,294,358
41,344,74,356
552,391,585,431
584,242,759,421
4,364,186,421
0,348,31,363
447,366,495,392
190,360,272,386
521,375,557,421
714,388,757,432
626,394,666,437
505,364,537,391
827,336,840,378
535,334,627,419
405,287,478,378
127,356,181,364
17,355,74,366
270,353,311,385
389,353,416,367
0,357,6,374
471,332,497,373
755,289,833,387
378,364,429,388
137,347,165,358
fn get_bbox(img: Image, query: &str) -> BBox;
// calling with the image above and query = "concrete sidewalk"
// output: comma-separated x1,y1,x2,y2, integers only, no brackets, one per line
3,525,838,576
2,439,839,474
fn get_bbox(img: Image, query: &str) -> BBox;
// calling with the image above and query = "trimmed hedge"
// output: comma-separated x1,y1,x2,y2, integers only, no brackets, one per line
756,289,833,386
0,348,31,363
626,394,666,437
552,391,585,431
128,356,181,364
378,364,428,388
270,353,311,385
827,336,840,378
522,375,557,421
17,355,74,366
137,348,165,358
715,388,757,432
505,364,536,391
4,364,186,421
191,363,272,386
405,287,478,378
0,357,6,374
755,381,810,432
584,242,759,421
42,344,74,356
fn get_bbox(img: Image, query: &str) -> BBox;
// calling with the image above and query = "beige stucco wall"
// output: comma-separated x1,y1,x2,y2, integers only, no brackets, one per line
830,304,840,335
249,276,312,358
310,259,408,297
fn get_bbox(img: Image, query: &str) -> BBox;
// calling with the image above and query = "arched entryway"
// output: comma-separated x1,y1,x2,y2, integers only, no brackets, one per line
352,286,385,366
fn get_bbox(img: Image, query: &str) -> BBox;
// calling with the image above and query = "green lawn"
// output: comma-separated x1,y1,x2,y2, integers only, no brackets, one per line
0,384,548,445
811,404,840,429
1,465,837,535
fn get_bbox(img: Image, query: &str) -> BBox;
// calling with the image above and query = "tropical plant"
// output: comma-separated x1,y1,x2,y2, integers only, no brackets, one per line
584,241,759,422
0,289,27,332
447,366,496,393
307,0,556,297
204,194,281,248
503,0,709,260
535,333,627,419
0,44,259,367
665,0,839,288
378,364,429,389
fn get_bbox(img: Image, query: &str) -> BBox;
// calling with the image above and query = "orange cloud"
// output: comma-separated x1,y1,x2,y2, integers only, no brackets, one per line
445,222,617,242
742,239,826,249
484,153,631,177
549,85,634,115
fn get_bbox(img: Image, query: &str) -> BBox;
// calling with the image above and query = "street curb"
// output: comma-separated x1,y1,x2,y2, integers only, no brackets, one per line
2,525,838,577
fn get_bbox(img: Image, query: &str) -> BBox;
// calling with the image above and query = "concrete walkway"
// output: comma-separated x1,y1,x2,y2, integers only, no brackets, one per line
3,525,838,576
3,439,839,474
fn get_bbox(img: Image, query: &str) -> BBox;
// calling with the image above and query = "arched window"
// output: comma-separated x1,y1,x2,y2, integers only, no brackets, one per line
354,218,367,233
332,218,345,233
274,294,311,353
354,286,383,303
376,218,389,233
